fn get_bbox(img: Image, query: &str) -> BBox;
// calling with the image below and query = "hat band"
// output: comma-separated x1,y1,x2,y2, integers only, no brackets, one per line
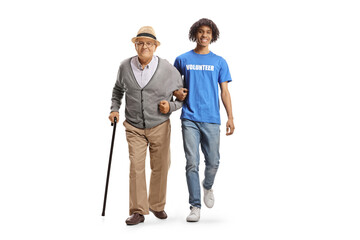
136,33,157,40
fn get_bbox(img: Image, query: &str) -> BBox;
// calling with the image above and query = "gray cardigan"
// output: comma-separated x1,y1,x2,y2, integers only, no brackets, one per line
111,57,183,129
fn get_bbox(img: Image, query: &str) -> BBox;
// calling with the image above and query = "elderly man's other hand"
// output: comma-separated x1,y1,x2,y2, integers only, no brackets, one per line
159,100,170,114
173,88,188,101
109,111,119,123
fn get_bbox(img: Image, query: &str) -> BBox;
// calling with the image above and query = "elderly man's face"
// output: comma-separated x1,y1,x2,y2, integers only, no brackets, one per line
134,38,157,60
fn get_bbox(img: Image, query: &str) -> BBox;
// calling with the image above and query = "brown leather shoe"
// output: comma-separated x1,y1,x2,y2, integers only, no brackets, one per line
149,208,168,219
125,213,145,225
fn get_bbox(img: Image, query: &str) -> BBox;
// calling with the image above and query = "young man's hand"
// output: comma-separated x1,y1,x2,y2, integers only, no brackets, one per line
226,118,235,136
173,88,188,101
109,111,119,123
159,100,170,114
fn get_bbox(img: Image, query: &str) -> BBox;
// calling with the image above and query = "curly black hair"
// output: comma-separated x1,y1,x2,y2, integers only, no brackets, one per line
189,18,220,43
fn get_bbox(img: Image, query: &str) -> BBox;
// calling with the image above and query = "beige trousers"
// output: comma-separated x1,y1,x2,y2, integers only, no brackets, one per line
123,120,171,215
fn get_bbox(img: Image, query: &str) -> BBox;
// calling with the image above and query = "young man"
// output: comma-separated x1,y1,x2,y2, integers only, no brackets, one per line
109,26,186,225
174,18,235,222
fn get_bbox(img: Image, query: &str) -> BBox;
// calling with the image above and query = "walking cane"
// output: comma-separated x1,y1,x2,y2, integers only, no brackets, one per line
102,116,117,216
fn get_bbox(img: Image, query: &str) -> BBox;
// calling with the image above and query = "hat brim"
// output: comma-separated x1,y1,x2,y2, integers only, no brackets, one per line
131,36,161,46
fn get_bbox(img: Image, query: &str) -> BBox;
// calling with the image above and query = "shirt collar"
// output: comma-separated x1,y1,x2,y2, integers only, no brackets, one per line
135,55,157,70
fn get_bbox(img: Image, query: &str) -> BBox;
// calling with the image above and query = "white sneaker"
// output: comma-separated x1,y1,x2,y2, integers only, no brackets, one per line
186,206,200,222
203,181,214,208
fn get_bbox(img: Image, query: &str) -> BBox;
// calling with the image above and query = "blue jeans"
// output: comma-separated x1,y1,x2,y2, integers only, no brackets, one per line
182,119,220,208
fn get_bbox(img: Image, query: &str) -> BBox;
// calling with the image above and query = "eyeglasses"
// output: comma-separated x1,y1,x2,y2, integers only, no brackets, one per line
135,41,156,48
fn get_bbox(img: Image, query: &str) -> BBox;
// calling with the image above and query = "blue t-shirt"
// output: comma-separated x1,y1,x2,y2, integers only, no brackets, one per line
174,50,232,124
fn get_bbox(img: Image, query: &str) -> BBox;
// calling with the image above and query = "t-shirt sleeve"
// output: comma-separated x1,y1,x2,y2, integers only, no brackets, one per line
218,58,232,83
174,58,183,75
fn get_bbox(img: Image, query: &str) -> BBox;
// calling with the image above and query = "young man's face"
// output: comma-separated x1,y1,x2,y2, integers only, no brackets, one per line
196,25,212,47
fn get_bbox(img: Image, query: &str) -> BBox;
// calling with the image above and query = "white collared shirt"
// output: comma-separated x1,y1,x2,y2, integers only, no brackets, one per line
130,55,159,88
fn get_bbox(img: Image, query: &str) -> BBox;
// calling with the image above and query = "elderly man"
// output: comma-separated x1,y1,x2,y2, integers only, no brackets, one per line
109,26,187,225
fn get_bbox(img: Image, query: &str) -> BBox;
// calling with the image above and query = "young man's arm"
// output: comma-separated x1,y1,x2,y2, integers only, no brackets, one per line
220,81,235,135
173,88,188,101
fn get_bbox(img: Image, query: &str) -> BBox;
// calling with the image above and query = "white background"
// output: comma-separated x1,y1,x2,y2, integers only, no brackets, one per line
1,0,359,239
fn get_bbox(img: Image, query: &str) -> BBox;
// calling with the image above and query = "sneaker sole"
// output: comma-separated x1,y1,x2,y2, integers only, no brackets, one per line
186,218,199,222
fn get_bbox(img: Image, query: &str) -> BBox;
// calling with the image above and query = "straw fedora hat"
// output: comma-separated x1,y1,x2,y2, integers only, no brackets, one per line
131,26,161,46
